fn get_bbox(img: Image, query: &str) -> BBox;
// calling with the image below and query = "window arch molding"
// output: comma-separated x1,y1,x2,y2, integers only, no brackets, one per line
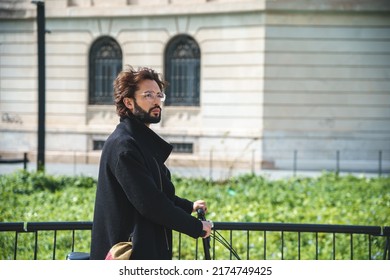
164,34,201,106
89,36,122,105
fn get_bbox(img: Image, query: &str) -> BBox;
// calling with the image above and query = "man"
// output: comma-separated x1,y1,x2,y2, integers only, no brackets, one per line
90,66,212,260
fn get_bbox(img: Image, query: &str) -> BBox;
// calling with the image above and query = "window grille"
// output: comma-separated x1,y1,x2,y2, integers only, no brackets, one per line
89,37,122,105
93,140,105,150
165,35,200,106
171,142,194,154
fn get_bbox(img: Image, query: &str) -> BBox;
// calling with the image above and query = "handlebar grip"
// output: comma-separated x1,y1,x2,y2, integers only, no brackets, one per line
197,208,206,221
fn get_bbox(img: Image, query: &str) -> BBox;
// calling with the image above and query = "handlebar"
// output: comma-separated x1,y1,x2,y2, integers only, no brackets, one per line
197,208,211,237
197,208,207,221
196,208,211,259
196,208,241,260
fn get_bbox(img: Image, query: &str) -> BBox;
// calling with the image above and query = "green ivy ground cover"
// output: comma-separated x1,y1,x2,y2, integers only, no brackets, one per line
0,170,389,259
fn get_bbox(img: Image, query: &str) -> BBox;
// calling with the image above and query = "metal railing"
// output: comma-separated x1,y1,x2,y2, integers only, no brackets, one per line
0,221,92,260
187,222,389,260
0,152,29,170
0,221,389,260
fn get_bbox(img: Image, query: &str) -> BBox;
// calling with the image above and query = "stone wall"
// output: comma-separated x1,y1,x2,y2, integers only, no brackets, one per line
0,0,389,174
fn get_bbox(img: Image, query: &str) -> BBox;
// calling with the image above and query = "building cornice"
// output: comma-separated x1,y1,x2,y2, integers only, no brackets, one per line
2,0,389,20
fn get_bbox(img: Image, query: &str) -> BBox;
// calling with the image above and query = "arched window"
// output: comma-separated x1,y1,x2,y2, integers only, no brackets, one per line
89,36,122,105
164,35,200,106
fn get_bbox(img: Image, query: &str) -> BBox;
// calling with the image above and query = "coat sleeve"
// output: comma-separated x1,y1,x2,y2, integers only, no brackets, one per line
114,149,203,239
164,165,193,214
174,196,193,214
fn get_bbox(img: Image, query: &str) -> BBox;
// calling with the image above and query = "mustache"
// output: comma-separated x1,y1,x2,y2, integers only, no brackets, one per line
148,105,162,113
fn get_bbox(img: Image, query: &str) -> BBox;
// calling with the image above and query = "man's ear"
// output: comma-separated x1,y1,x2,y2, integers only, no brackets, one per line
123,97,134,111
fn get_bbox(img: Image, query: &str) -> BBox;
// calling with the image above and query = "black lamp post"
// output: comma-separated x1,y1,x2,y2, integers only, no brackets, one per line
31,0,45,171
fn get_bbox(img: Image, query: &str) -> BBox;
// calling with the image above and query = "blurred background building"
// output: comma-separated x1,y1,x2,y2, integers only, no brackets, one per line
1,0,389,177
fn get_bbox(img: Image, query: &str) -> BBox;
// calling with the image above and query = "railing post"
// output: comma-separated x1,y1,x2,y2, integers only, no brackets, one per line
384,236,389,260
34,231,38,260
209,149,213,182
378,150,382,177
73,150,77,176
336,150,340,175
23,152,28,170
251,149,255,174
293,150,297,176
14,232,19,260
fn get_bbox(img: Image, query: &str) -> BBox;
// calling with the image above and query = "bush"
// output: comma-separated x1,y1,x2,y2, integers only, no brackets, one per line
171,173,390,260
0,170,96,222
0,170,389,259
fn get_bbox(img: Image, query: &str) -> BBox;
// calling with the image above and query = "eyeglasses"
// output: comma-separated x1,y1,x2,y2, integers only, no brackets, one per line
138,91,166,102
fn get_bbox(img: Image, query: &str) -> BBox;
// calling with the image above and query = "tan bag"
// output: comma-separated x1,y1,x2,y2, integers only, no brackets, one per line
105,241,133,260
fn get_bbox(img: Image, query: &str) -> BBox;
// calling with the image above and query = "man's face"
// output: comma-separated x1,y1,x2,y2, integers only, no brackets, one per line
124,79,163,126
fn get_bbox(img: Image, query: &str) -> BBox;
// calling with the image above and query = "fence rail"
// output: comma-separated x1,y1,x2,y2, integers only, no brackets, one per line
1,149,389,181
196,222,388,260
0,152,29,170
0,221,93,260
1,221,389,260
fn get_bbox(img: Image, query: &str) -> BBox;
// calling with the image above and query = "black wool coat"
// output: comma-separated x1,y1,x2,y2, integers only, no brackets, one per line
90,116,203,260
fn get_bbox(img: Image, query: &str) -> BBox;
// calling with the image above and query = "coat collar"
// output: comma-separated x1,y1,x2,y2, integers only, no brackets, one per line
120,115,172,163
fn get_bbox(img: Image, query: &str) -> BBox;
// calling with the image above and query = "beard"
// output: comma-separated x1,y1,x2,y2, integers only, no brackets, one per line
132,100,161,124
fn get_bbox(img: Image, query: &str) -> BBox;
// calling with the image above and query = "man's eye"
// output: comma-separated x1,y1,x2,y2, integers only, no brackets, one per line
145,93,153,98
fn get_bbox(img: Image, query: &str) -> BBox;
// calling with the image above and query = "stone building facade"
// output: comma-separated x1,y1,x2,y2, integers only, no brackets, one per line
1,0,389,176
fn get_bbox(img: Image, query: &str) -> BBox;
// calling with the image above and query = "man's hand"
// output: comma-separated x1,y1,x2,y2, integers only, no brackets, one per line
201,220,213,238
193,200,207,213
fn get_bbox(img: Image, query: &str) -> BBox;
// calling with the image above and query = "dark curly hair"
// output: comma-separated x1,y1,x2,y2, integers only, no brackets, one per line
114,65,167,117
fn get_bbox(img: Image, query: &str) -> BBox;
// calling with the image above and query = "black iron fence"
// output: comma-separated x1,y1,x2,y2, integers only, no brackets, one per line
185,222,390,260
0,221,92,260
0,221,389,260
290,149,388,177
1,150,389,183
0,152,29,170
171,149,389,181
